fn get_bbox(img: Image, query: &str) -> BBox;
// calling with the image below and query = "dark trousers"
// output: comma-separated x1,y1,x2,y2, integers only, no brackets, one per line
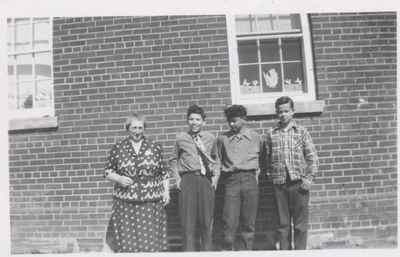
179,173,215,251
272,180,309,250
222,171,258,250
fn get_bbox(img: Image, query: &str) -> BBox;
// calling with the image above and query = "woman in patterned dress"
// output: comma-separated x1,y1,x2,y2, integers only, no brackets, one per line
104,113,170,252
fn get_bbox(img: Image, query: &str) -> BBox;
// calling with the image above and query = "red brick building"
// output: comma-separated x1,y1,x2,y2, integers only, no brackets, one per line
8,12,397,253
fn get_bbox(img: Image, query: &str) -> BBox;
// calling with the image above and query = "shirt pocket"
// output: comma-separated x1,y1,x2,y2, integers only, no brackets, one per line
246,140,260,155
245,144,260,161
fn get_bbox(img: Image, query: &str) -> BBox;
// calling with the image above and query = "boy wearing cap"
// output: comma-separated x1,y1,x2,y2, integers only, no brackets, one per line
216,105,263,250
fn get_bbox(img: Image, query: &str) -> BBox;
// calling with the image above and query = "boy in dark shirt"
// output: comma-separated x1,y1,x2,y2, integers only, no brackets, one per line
216,105,263,250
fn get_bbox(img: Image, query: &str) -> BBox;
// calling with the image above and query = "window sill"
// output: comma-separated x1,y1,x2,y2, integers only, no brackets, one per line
244,100,325,116
9,116,58,131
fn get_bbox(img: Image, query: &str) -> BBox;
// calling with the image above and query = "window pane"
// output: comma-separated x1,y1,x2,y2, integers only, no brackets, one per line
15,18,31,52
35,52,52,80
33,17,49,22
35,80,52,108
289,14,301,30
257,15,275,32
7,17,53,114
239,65,261,94
282,38,302,61
34,20,50,51
16,54,33,82
17,81,34,109
261,64,282,92
275,14,301,31
283,62,305,92
8,79,17,110
235,15,255,34
260,39,279,62
8,55,17,110
238,40,258,63
8,56,15,76
7,24,13,52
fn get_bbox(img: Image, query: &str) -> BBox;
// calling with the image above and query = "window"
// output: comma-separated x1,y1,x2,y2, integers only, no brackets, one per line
227,14,320,113
7,17,54,119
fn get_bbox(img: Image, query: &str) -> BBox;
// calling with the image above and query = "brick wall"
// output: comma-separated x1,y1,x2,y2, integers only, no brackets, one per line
308,12,397,248
8,13,397,253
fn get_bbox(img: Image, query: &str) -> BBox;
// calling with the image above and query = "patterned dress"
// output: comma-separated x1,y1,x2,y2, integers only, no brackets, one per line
104,136,169,252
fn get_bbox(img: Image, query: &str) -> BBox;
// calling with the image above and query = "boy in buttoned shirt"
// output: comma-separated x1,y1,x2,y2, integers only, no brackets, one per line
265,96,318,250
171,104,219,251
216,105,263,250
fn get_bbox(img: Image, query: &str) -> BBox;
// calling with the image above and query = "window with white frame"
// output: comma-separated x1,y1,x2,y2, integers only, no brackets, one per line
7,17,54,119
227,14,316,106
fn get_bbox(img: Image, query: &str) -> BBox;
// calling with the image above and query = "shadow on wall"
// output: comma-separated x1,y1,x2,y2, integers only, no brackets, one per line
11,226,397,253
11,238,80,254
11,184,397,253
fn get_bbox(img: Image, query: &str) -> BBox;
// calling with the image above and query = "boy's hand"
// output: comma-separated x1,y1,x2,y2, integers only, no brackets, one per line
300,178,312,191
211,176,218,190
255,169,260,185
176,177,182,190
162,190,170,206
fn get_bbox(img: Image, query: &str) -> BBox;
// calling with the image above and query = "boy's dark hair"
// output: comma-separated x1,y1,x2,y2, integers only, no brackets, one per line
187,104,206,120
275,96,294,111
224,105,247,120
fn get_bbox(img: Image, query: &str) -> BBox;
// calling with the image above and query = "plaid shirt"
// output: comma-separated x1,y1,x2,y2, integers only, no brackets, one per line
265,120,318,184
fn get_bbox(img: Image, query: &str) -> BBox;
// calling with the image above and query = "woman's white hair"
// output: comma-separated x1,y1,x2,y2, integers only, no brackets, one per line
125,113,147,131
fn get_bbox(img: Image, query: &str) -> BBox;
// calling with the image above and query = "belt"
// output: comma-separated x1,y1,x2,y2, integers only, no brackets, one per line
234,169,256,173
181,170,205,176
223,169,256,174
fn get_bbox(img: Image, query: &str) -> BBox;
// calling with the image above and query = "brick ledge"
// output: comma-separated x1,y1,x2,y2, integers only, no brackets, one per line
245,100,325,116
9,116,58,131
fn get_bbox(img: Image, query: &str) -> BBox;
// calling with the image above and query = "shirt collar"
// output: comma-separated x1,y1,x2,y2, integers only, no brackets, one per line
228,127,251,141
188,131,204,138
273,120,298,132
127,135,146,144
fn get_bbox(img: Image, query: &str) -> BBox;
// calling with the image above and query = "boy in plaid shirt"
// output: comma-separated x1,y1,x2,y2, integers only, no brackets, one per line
265,96,318,250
